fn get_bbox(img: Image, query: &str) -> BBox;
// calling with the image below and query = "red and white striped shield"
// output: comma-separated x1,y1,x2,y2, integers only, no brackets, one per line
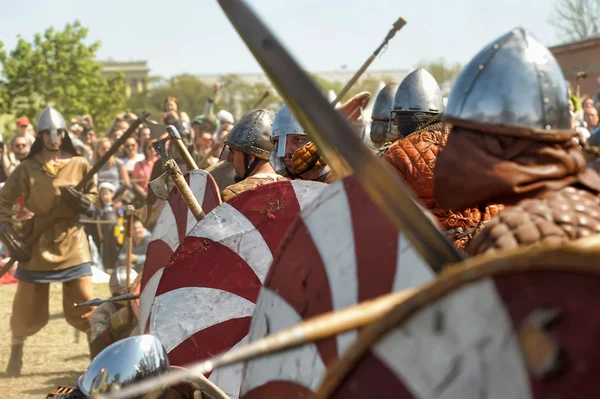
239,175,435,398
147,180,328,397
138,170,221,334
319,249,600,399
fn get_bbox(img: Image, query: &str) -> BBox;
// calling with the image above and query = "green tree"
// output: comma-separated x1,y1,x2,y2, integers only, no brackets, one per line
0,21,126,133
415,58,463,94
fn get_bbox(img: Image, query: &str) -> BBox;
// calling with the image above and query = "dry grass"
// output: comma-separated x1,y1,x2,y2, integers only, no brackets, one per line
0,282,110,397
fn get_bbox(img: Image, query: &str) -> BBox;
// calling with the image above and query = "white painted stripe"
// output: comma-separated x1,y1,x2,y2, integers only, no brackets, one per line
150,287,255,353
186,171,209,235
241,288,326,395
391,232,435,293
189,203,273,283
290,180,328,210
152,203,180,251
139,268,165,333
302,181,358,356
209,335,248,399
372,279,531,398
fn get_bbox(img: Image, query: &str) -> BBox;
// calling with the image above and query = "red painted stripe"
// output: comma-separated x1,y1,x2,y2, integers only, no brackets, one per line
242,380,314,399
167,317,251,367
140,239,173,292
333,351,414,398
156,237,262,303
167,182,191,244
265,218,337,365
343,176,398,302
228,181,301,254
492,270,600,398
202,171,222,212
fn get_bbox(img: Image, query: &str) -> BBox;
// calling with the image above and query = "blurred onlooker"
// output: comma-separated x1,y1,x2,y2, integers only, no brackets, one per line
118,219,150,272
81,127,97,157
1,136,31,181
584,108,599,131
138,127,151,155
213,110,235,155
160,96,190,125
132,139,158,201
71,138,91,160
94,137,130,190
94,182,121,272
191,116,219,169
11,116,35,147
120,137,144,174
108,128,124,145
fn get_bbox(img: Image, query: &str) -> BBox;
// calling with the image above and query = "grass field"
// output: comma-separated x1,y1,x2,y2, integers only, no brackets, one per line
0,282,110,397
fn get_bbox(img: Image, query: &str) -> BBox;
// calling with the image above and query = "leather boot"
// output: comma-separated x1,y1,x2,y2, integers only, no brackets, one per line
6,343,23,377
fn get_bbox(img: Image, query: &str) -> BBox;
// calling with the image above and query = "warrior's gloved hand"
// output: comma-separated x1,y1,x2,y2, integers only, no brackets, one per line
60,186,92,215
0,222,31,262
291,142,326,175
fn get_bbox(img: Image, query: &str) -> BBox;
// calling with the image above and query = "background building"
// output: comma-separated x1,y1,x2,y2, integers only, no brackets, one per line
550,36,600,98
100,60,150,97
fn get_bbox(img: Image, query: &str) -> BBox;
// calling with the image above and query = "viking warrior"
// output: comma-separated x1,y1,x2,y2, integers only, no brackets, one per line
0,106,98,376
270,94,370,183
434,28,600,255
269,104,335,183
89,267,139,359
382,68,503,249
221,109,287,202
370,82,400,148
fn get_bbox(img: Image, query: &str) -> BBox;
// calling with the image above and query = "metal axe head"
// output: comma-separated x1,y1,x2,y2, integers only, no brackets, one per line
153,137,169,159
148,170,170,200
167,125,182,139
146,120,168,140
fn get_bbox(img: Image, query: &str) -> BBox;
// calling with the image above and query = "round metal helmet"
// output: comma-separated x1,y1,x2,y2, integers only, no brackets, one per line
445,27,571,135
36,106,67,144
392,68,444,114
225,109,273,160
109,266,139,296
78,335,169,397
271,104,307,159
371,82,400,145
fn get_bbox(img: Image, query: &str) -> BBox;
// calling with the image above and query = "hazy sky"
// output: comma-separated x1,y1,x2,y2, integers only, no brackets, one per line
1,0,562,77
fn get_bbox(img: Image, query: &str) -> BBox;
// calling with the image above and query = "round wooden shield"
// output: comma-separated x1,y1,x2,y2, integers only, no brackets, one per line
239,175,435,398
317,237,600,398
147,180,327,397
138,170,221,334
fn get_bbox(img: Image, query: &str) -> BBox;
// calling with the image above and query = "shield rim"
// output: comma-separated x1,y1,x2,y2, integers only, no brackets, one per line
316,235,600,398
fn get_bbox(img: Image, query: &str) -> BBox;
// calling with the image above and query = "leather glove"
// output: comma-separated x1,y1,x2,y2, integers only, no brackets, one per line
60,186,92,215
109,306,132,331
0,222,31,262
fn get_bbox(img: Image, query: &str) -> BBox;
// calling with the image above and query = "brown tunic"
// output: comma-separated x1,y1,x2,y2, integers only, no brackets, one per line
221,173,288,202
0,155,98,272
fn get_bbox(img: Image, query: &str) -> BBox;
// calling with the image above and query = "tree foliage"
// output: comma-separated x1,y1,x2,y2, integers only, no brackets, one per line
549,0,600,41
0,21,127,133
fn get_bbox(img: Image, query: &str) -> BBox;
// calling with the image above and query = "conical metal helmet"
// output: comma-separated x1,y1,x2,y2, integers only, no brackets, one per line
109,266,139,296
225,109,274,160
392,68,444,114
445,27,571,137
36,106,67,144
271,104,307,158
372,82,399,121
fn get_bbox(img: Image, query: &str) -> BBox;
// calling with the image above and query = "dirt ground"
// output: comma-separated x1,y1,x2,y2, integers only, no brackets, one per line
0,282,110,398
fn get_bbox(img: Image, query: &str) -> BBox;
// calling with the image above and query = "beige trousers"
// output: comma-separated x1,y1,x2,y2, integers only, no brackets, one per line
10,276,94,339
